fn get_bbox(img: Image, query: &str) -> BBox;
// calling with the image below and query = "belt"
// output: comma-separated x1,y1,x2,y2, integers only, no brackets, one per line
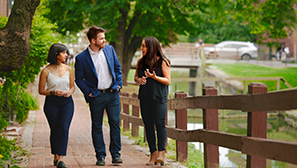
98,88,112,93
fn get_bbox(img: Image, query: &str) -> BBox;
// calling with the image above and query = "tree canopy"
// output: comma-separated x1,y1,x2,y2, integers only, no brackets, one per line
189,12,257,43
43,0,202,84
1,0,297,85
42,0,297,84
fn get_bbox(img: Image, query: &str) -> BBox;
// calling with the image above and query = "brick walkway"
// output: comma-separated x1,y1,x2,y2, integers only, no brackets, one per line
20,87,181,168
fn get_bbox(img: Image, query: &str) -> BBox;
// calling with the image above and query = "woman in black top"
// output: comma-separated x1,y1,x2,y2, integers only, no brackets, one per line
134,36,170,166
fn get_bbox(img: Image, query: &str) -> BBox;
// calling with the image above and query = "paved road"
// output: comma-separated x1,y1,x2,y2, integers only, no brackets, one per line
20,84,184,168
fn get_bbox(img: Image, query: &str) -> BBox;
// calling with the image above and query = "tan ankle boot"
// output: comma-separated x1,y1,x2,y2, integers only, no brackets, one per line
156,151,165,165
146,151,157,165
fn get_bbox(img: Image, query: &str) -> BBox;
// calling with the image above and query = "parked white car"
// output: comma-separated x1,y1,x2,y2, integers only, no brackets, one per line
204,41,258,60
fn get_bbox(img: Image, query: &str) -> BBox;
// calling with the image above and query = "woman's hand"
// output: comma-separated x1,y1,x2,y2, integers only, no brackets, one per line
145,69,156,79
138,76,147,85
55,90,65,97
62,90,72,97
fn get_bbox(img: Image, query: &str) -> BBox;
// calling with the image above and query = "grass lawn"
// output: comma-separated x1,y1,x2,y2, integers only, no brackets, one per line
212,63,297,91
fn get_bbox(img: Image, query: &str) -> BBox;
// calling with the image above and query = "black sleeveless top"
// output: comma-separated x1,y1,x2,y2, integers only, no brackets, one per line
138,58,168,103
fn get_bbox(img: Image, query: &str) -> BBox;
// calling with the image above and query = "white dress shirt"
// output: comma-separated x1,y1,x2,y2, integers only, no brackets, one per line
88,46,113,90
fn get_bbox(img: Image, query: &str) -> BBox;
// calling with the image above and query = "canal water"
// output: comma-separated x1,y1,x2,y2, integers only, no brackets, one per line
168,68,297,168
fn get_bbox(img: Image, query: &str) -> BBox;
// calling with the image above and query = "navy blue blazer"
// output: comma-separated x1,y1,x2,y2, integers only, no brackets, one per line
75,45,122,102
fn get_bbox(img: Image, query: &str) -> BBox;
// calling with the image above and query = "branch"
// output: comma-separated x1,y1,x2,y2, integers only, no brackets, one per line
124,11,141,45
128,36,143,50
170,0,199,14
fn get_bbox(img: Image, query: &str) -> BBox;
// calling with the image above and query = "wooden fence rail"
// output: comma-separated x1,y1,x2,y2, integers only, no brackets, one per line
119,83,297,167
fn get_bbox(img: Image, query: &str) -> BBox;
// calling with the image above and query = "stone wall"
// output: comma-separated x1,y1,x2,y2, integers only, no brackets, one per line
284,111,297,128
204,67,244,95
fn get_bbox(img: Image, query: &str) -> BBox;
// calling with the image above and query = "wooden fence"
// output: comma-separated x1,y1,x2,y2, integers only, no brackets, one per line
171,76,292,94
119,83,297,168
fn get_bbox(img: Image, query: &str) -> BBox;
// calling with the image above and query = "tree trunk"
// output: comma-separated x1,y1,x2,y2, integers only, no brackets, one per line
113,9,142,86
121,36,143,85
0,0,40,71
112,8,128,66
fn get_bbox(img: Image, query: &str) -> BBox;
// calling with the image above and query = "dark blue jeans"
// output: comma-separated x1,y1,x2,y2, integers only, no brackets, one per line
88,91,121,160
43,95,74,156
140,95,167,154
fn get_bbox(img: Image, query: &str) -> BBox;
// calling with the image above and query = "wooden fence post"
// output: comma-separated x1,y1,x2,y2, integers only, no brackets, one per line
132,93,139,137
175,92,188,162
203,86,219,168
122,92,130,132
247,83,267,168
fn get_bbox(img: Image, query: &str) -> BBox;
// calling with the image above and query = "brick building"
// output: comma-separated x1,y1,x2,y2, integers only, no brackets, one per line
0,0,10,17
258,0,297,60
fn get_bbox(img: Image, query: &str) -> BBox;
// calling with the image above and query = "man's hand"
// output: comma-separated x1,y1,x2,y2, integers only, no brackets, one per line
111,86,121,92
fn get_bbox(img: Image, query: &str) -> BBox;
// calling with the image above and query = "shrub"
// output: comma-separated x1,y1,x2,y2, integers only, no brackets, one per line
0,13,57,131
0,136,18,167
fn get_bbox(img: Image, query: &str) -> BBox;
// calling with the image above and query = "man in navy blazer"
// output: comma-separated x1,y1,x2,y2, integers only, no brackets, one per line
75,26,123,166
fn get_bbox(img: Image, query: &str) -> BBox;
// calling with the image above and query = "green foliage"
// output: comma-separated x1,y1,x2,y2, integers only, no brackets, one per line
42,0,297,85
0,137,18,167
192,0,297,44
42,0,198,45
233,0,297,40
0,16,8,27
0,11,57,131
0,115,7,133
189,11,257,43
204,0,297,42
22,92,39,111
267,160,287,168
0,80,39,124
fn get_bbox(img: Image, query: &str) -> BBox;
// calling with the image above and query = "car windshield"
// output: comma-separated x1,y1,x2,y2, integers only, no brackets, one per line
215,42,233,47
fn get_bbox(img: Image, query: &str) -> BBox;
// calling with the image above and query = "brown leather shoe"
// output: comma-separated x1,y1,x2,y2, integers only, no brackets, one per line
146,151,157,165
156,151,165,166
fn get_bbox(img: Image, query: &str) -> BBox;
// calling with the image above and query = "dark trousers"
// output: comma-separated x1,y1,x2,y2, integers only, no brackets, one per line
44,96,74,156
88,91,121,160
140,95,167,154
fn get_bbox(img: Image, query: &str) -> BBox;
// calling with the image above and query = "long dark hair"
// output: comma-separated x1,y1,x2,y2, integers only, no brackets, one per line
138,36,170,72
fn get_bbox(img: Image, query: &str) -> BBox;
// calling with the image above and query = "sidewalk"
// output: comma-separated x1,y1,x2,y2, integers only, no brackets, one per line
20,85,182,168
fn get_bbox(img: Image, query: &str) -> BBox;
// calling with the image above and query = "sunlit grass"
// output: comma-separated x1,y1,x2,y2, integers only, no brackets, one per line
213,63,297,91
167,139,204,168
